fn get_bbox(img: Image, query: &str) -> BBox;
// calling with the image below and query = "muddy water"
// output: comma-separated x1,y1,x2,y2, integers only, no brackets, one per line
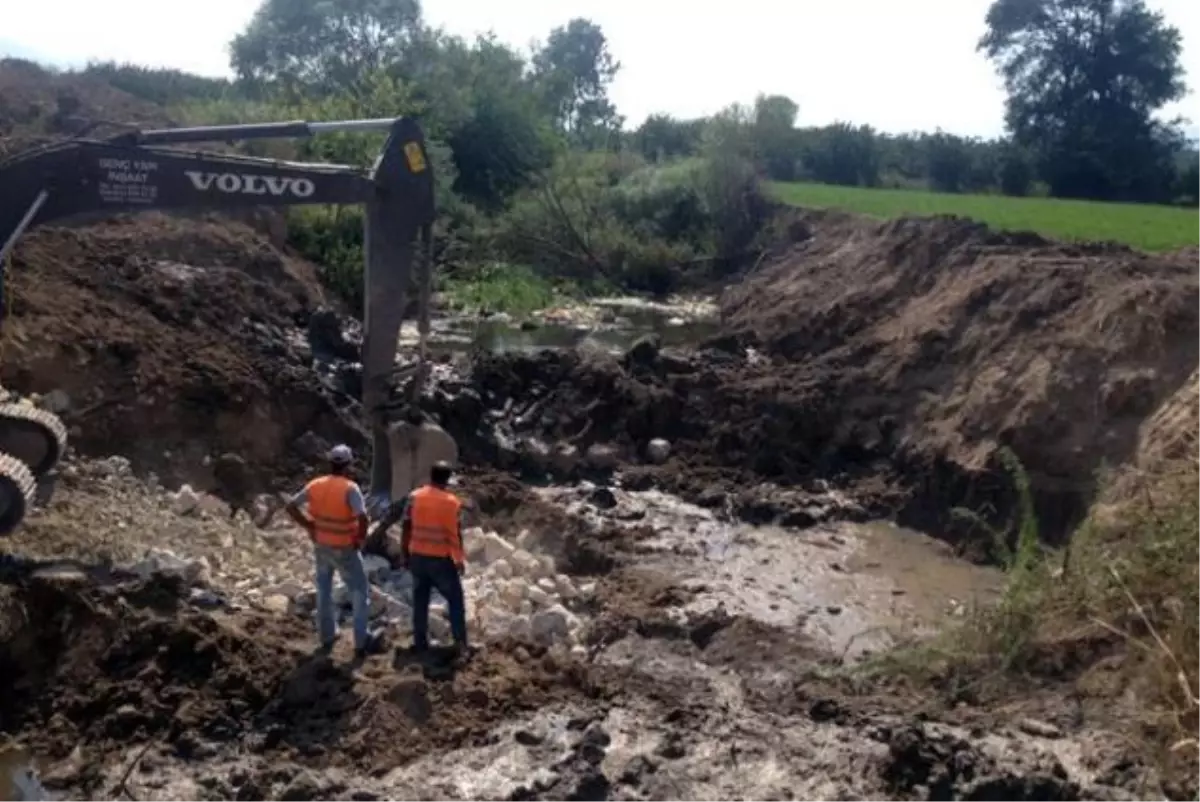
539,486,1004,660
396,295,721,355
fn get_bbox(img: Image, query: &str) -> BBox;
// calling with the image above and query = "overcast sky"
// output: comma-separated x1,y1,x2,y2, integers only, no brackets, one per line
2,0,1197,138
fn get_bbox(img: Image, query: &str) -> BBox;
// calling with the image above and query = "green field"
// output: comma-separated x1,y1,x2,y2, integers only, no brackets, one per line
769,181,1199,252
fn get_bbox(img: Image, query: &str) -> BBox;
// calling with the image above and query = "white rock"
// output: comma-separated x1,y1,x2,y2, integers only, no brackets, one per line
171,485,201,515
530,604,575,644
551,442,580,475
480,531,516,565
570,644,588,659
585,443,619,470
554,574,577,599
464,527,487,562
508,616,532,640
646,438,671,464
536,555,556,578
197,493,229,518
362,555,392,582
498,581,525,610
509,549,538,576
579,582,597,597
193,556,213,586
132,548,206,584
526,586,551,608
486,559,513,580
519,599,533,617
514,529,534,550
536,577,557,594
262,594,290,614
272,581,306,599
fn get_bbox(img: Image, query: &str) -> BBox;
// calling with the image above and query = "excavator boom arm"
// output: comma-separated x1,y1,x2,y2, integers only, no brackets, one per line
0,116,435,532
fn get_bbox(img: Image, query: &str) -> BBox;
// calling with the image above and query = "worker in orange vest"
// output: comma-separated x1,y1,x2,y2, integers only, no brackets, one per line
284,444,372,657
398,460,468,656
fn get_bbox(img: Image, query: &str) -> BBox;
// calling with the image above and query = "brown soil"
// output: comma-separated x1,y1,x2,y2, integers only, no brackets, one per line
464,211,1197,547
2,214,362,494
720,211,1198,542
0,565,609,798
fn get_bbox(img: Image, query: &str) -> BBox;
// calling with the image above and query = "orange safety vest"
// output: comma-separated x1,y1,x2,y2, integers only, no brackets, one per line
307,475,360,548
407,485,464,564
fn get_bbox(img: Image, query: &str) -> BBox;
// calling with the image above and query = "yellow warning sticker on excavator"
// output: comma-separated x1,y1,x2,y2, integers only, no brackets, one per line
403,142,427,173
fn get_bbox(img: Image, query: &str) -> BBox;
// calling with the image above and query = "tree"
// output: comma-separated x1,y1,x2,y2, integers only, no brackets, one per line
924,131,973,193
445,35,555,208
979,0,1188,202
803,123,880,187
752,94,801,180
633,114,704,161
230,0,422,95
530,18,622,145
998,140,1036,196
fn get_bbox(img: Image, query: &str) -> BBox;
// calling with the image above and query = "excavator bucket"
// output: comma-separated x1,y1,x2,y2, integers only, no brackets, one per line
0,116,436,534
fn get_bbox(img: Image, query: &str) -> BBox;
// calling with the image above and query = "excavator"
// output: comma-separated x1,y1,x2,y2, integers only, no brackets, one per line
0,116,437,536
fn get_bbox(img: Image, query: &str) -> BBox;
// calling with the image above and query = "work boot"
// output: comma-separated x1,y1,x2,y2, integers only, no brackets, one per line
451,642,474,666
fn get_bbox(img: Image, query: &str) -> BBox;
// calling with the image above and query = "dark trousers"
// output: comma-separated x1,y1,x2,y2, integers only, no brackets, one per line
409,554,467,650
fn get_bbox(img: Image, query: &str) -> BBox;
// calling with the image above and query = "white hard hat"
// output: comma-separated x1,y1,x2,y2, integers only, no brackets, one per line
328,444,353,464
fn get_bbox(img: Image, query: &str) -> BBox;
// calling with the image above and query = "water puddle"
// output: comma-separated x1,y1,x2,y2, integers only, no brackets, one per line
539,486,1004,660
396,295,721,356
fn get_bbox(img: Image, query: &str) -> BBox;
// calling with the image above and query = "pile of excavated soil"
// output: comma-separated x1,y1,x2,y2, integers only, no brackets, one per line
716,211,1197,541
2,213,365,494
0,565,603,799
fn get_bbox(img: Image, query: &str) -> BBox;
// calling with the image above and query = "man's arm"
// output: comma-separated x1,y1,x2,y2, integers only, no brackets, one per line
398,497,414,562
454,507,467,574
283,486,316,539
346,484,370,548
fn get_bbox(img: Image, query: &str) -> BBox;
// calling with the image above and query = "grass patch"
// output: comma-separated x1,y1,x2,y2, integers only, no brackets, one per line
768,181,1200,252
440,263,569,318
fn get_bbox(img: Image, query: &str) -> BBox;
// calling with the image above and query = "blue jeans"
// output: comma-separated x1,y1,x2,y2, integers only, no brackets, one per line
314,544,369,650
409,554,467,650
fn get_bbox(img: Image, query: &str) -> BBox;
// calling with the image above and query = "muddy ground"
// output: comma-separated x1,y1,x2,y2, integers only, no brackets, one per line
2,69,1198,797
0,466,1147,801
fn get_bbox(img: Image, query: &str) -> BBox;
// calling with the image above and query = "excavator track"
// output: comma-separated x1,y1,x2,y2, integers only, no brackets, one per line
0,402,67,477
0,451,36,536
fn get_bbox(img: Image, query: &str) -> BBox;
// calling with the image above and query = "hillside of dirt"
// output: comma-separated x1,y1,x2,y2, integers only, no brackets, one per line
716,211,1198,542
2,213,356,494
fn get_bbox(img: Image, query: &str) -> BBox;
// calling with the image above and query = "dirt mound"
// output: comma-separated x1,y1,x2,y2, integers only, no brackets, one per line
3,213,358,492
0,59,169,152
0,565,599,798
715,211,1198,542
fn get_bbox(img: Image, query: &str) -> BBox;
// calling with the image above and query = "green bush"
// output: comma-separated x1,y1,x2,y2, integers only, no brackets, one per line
441,262,560,316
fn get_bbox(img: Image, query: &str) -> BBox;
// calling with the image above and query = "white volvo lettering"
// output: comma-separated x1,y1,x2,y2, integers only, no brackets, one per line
184,171,316,198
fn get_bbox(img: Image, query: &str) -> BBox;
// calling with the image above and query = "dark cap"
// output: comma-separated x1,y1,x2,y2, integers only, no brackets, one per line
430,460,453,484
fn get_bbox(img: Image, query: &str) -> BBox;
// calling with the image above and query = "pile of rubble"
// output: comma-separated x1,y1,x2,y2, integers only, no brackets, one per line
289,527,595,651
132,523,593,652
